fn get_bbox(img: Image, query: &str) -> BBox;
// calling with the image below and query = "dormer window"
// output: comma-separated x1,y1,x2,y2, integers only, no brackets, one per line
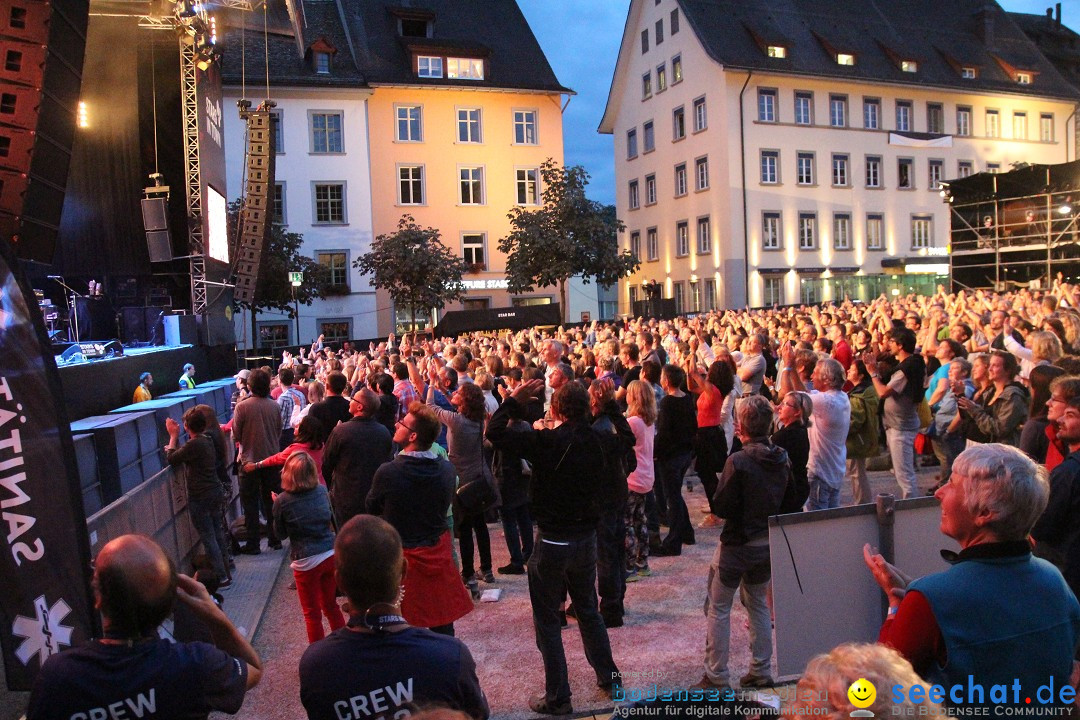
418,56,443,78
447,57,484,81
400,18,431,38
836,53,854,66
306,38,337,76
1016,72,1032,84
901,60,918,73
961,66,977,79
315,52,331,74
767,45,786,59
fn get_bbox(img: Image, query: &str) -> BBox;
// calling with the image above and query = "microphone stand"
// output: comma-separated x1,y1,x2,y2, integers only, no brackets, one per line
49,276,84,343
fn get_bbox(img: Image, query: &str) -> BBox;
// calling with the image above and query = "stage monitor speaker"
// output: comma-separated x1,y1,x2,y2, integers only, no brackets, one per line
120,306,146,343
233,109,276,303
163,313,198,347
145,306,165,345
0,0,90,262
146,229,172,262
73,295,116,339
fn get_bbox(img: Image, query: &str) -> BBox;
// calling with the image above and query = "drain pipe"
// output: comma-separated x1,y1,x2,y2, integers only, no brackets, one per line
739,70,753,308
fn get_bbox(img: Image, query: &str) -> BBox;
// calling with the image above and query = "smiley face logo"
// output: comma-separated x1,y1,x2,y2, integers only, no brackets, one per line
848,678,877,709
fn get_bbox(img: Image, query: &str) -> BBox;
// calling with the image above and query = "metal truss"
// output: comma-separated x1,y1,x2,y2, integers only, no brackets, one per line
179,36,207,315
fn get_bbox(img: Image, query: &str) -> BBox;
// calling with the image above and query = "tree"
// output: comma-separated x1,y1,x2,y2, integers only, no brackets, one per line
499,160,638,321
353,215,467,331
227,200,330,345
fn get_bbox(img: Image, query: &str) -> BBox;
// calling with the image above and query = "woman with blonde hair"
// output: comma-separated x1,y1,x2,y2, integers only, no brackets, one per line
624,380,657,580
272,451,345,643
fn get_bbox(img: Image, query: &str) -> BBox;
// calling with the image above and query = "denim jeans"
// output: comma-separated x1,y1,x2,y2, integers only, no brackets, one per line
886,427,919,499
657,451,694,551
595,501,627,621
240,465,280,549
806,474,840,510
932,431,966,486
528,530,619,704
704,542,772,684
501,504,534,566
189,492,228,579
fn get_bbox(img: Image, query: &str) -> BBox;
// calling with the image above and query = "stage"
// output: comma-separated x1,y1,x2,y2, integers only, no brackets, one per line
56,342,239,420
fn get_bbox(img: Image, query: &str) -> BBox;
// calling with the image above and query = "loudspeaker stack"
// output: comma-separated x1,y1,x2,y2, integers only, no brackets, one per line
233,108,275,303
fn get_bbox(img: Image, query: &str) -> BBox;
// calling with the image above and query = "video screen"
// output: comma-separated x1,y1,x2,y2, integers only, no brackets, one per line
206,186,229,264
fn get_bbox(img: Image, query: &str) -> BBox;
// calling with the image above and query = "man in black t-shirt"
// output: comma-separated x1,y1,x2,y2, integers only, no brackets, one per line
27,534,261,720
308,371,352,432
299,515,488,720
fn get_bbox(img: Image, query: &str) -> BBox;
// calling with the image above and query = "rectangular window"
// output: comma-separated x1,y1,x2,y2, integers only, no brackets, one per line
693,96,707,132
928,159,943,189
271,110,284,153
317,251,349,288
646,228,658,261
898,158,913,189
671,8,680,34
987,162,1001,173
986,109,999,138
656,64,667,92
516,168,539,205
837,53,855,66
396,105,422,142
319,320,351,346
798,213,816,249
769,45,788,59
676,221,689,256
927,102,944,134
957,106,972,136
901,60,918,73
695,156,709,191
315,52,331,75
833,213,851,250
696,216,711,254
259,323,291,350
796,152,815,185
673,106,686,140
643,121,655,152
795,91,813,125
912,215,932,249
704,279,716,311
690,281,701,313
447,57,484,80
958,160,973,178
272,183,286,224
457,108,482,143
1013,112,1027,140
629,286,639,310
641,29,649,54
398,165,424,205
311,111,343,153
763,277,783,306
801,279,818,305
10,7,27,28
513,109,538,144
655,19,664,44
829,94,847,127
864,98,880,129
672,55,683,83
627,128,638,159
645,174,657,205
895,100,912,132
642,72,652,99
1017,72,1032,85
674,163,687,197
673,282,684,315
313,183,346,223
866,213,884,250
961,67,976,79
459,167,484,205
832,154,849,187
628,180,640,210
760,150,779,184
866,155,882,188
462,234,485,266
1041,113,1054,142
762,212,781,250
417,56,443,78
758,89,777,122
630,231,641,259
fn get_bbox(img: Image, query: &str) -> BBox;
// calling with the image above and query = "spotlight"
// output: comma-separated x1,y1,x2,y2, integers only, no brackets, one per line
77,101,88,128
176,0,196,18
1059,204,1073,215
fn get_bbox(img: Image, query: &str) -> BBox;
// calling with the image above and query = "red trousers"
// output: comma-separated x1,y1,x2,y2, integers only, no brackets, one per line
294,555,345,643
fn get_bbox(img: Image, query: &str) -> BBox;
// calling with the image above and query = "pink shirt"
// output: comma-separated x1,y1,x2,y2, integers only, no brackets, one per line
626,415,655,494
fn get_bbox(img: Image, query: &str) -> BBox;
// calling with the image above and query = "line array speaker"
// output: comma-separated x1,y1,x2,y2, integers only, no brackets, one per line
233,109,275,303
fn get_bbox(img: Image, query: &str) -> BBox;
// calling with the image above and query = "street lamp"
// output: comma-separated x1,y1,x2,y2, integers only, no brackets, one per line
289,271,303,345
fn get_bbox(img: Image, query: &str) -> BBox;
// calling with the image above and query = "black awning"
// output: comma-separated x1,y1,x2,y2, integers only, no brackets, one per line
434,304,561,337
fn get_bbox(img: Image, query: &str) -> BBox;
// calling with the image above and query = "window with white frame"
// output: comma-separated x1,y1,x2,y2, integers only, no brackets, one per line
928,159,943,189
317,251,349,288
271,110,284,153
457,108,481,143
801,278,818,304
767,44,789,58
646,227,658,261
987,162,1001,173
866,213,884,250
829,94,847,127
796,152,814,185
629,285,638,310
957,106,972,136
1013,112,1027,140
313,183,346,223
656,64,667,92
459,167,484,205
798,213,816,249
645,174,656,205
760,150,779,184
417,56,443,78
958,160,973,178
961,67,976,79
643,121,655,152
895,100,912,131
833,213,851,250
836,53,855,66
259,323,290,350
674,163,687,197
696,216,710,254
319,320,351,346
901,60,917,73
1016,71,1032,84
704,279,716,311
516,168,539,205
832,154,849,187
927,102,944,134
311,111,343,153
272,183,286,224
690,281,701,312
672,54,683,83
912,215,932,249
673,106,686,140
763,276,783,306
1041,113,1054,142
315,52,331,75
762,212,781,250
396,105,422,142
642,72,652,99
795,91,813,125
986,109,999,138
627,128,638,159
514,109,538,144
630,231,641,259
447,57,484,80
628,180,640,209
866,155,881,188
673,282,684,314
864,97,880,129
695,156,708,191
758,88,777,122
898,157,913,189
462,233,485,267
398,165,424,205
693,96,707,132
676,221,689,256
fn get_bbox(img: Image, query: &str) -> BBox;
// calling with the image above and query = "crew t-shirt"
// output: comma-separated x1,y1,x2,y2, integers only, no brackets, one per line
299,626,489,720
27,639,248,720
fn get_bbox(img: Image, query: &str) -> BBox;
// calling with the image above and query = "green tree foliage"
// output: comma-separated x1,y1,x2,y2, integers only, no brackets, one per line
353,215,467,330
499,159,638,320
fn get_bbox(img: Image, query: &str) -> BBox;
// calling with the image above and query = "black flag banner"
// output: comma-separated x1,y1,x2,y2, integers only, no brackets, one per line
0,240,96,690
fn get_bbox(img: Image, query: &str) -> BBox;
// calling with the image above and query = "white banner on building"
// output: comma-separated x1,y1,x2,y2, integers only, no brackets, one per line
888,132,953,148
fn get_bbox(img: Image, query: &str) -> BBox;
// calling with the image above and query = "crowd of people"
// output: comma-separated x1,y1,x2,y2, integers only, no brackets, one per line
27,278,1080,719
